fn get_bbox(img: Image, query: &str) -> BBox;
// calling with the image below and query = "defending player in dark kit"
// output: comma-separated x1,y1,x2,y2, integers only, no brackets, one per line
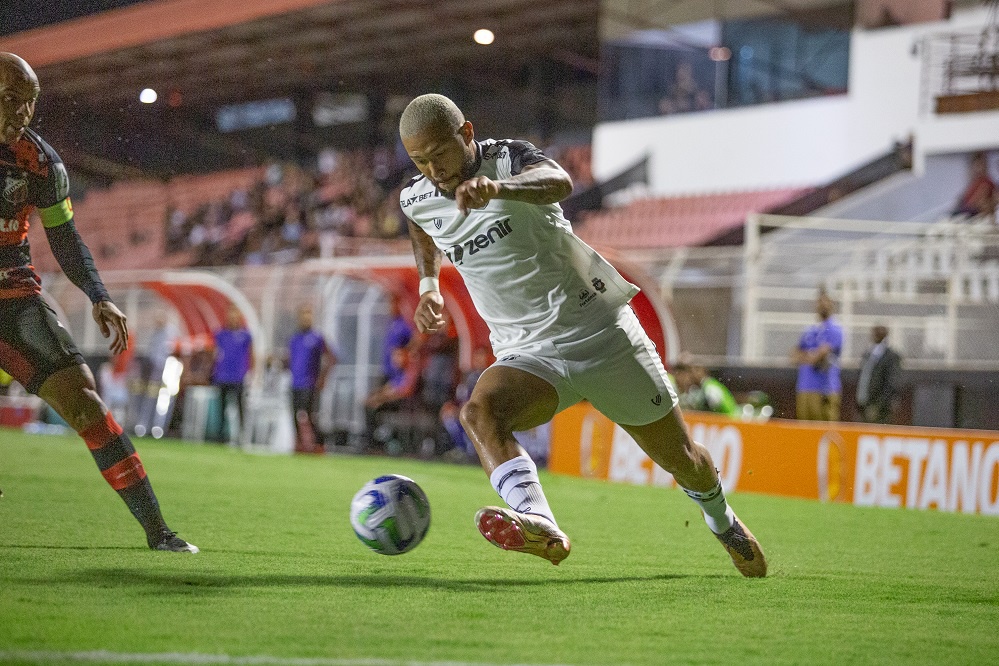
0,52,196,553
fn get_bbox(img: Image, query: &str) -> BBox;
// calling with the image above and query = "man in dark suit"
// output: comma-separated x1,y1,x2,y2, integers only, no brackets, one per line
855,325,902,424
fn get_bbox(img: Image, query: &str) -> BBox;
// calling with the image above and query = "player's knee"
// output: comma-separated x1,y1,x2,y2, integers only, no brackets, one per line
459,397,503,436
62,388,108,433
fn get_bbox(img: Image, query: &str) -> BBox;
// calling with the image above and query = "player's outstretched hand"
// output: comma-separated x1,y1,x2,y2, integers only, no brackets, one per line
414,291,446,333
93,300,129,355
455,176,500,215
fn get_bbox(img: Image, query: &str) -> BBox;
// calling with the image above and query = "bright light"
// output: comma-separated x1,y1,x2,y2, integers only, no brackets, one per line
709,47,732,62
473,29,495,45
139,88,158,104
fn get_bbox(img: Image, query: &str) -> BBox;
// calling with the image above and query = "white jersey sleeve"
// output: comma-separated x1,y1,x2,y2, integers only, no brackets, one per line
400,139,639,355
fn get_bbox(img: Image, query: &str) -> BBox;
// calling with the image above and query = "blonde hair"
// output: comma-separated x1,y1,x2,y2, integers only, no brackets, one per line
399,94,464,138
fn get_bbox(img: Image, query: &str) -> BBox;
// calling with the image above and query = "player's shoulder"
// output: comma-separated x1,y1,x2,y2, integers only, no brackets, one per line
23,129,63,166
482,138,543,159
12,129,62,177
400,174,430,197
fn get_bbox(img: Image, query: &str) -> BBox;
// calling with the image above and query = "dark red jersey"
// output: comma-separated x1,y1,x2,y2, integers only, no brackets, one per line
0,128,74,299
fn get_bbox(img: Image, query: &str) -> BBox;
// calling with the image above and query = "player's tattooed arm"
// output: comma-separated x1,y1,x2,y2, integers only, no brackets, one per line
408,219,446,334
455,160,573,213
408,219,442,280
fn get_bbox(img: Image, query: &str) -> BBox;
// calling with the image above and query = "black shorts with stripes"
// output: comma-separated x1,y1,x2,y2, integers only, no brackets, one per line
0,295,85,394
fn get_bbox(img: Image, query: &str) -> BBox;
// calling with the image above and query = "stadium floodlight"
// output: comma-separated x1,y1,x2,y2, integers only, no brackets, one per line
139,88,158,104
473,29,495,45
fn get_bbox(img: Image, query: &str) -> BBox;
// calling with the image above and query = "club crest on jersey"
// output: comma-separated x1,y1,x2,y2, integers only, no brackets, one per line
444,217,512,266
3,175,28,205
433,218,443,230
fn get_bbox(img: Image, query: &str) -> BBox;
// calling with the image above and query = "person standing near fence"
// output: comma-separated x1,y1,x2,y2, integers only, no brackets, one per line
855,325,901,425
792,291,843,421
288,304,336,452
210,304,252,443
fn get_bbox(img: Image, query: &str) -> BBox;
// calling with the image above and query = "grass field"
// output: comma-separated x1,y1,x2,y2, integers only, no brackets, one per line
1,429,997,666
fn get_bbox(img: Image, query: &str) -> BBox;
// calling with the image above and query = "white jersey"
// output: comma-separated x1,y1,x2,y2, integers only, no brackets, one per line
400,139,639,355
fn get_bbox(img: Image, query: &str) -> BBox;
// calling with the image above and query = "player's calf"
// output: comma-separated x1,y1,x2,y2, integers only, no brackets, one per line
79,411,197,553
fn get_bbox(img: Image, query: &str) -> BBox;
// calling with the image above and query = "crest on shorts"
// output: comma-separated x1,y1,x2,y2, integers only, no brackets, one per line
3,175,28,205
591,277,606,293
433,217,443,230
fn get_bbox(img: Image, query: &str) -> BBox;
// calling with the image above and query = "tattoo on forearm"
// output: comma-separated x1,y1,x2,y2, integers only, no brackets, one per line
498,166,573,205
408,220,442,278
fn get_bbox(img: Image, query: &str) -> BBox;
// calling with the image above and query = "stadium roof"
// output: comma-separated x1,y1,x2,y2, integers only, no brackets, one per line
0,0,599,110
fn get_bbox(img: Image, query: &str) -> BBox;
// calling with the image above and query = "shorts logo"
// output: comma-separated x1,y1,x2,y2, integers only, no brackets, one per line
591,278,606,293
433,218,443,230
445,217,512,265
651,394,662,406
578,288,597,307
499,354,520,362
3,175,28,205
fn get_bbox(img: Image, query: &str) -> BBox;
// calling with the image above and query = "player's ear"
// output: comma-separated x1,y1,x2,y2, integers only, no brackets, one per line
460,121,474,144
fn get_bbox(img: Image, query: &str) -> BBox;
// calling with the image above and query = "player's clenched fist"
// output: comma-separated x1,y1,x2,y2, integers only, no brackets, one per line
455,176,501,214
414,291,446,333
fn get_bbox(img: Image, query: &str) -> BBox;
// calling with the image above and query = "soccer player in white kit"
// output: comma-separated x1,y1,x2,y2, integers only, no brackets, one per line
399,94,766,576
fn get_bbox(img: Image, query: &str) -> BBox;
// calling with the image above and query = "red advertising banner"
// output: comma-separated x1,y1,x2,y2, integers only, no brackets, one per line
549,403,999,515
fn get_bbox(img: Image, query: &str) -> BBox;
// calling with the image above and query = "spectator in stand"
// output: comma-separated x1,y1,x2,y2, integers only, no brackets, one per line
362,296,418,449
855,325,902,425
952,152,997,220
288,304,337,453
210,304,253,444
418,320,460,456
670,362,741,418
381,295,413,381
363,344,421,451
659,61,712,115
792,291,844,421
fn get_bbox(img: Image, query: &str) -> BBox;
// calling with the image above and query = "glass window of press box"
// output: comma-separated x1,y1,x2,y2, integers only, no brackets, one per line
598,10,851,122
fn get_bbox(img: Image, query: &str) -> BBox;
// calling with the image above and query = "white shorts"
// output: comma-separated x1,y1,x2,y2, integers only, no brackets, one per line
492,305,678,426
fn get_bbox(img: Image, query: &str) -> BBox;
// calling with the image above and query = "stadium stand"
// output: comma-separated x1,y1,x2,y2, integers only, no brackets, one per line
576,188,807,249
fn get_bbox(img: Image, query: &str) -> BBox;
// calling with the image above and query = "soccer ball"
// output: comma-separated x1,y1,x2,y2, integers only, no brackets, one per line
350,474,431,555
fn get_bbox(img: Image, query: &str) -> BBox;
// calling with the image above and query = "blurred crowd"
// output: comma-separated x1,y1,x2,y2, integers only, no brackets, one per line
164,142,593,267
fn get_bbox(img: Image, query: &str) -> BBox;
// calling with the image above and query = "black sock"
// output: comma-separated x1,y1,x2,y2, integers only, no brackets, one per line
80,413,168,543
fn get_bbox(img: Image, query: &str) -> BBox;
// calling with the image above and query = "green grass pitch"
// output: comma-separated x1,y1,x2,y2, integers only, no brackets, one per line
1,429,997,666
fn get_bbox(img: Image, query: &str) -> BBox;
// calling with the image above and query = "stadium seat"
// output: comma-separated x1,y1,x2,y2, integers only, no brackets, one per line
577,188,808,249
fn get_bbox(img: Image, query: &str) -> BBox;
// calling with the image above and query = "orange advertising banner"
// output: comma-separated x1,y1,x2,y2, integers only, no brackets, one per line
549,403,999,515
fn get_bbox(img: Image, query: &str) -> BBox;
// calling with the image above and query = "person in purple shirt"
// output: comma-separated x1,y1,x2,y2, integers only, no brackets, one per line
288,305,336,452
791,291,843,421
382,295,413,378
211,304,253,442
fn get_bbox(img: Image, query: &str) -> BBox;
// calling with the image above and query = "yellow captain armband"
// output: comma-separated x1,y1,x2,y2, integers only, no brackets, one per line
39,198,75,228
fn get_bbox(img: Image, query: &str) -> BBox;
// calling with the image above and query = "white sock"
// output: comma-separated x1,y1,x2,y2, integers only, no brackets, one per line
489,455,558,527
682,482,735,535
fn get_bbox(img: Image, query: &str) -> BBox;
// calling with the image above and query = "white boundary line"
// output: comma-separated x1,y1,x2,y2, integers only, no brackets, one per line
0,651,580,666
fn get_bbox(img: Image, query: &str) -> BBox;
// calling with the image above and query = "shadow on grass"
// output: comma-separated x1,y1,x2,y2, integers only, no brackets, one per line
22,569,717,594
0,544,146,551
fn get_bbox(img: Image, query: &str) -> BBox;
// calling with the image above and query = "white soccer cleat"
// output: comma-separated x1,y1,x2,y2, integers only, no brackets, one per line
475,506,570,565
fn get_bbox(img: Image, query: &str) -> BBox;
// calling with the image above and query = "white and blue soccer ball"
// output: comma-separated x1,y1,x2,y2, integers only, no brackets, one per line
350,474,431,555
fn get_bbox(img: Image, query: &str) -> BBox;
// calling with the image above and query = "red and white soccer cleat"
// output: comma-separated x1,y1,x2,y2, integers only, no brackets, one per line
475,506,571,566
